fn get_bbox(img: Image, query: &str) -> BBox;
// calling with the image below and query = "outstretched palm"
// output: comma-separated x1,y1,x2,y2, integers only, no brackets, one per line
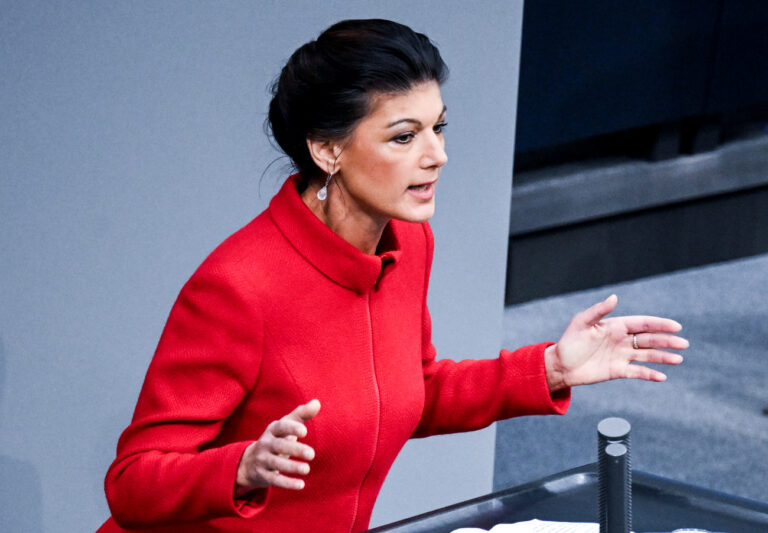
547,295,688,390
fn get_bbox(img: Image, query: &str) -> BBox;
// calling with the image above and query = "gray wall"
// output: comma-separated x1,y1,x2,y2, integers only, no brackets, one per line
0,1,524,531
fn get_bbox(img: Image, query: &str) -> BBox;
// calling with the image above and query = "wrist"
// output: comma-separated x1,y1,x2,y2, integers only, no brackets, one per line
544,343,568,393
234,441,259,498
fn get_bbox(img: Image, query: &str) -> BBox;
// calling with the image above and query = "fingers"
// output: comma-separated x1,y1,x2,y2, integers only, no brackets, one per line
236,441,299,495
264,400,319,464
286,399,321,423
248,435,314,488
624,364,668,382
577,294,618,327
237,439,313,493
623,316,682,334
262,467,307,491
632,333,689,351
630,348,684,366
622,342,686,383
236,400,321,494
267,400,320,446
269,417,308,439
268,399,321,439
269,433,315,461
268,454,311,476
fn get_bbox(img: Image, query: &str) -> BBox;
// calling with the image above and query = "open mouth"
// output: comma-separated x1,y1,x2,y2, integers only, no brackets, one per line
407,180,437,201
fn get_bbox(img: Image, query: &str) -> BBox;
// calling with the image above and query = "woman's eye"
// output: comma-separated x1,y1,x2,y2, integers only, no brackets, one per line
392,133,415,144
433,121,448,134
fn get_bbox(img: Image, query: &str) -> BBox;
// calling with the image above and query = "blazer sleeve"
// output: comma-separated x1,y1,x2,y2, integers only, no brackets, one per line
104,261,268,528
412,224,570,439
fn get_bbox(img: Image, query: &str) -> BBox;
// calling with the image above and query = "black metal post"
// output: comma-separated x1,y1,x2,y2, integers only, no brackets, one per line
598,417,632,533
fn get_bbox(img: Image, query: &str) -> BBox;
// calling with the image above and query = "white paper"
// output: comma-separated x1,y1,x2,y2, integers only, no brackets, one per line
452,519,600,533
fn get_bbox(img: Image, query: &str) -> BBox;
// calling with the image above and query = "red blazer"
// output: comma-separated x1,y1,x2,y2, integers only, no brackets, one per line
98,176,570,533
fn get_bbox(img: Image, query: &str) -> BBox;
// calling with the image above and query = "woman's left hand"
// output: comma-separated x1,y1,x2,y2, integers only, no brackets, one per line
544,294,689,392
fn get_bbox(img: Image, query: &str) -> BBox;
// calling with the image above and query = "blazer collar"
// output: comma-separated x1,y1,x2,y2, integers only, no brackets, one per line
269,175,403,294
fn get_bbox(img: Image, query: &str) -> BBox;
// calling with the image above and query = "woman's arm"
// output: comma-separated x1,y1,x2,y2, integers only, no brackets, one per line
410,223,568,438
409,226,686,439
412,308,570,439
105,264,266,528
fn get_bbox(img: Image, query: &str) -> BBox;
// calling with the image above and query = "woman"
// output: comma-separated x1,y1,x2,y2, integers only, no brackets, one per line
98,19,688,533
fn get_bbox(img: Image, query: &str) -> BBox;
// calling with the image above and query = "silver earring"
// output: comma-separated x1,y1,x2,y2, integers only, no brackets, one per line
317,172,333,200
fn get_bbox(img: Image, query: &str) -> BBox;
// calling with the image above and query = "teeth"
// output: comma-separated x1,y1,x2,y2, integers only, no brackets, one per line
410,184,428,190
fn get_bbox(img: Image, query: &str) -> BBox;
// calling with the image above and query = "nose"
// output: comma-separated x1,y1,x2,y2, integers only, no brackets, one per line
421,131,448,169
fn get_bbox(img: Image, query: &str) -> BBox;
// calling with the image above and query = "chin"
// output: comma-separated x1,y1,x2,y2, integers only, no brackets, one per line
399,204,435,223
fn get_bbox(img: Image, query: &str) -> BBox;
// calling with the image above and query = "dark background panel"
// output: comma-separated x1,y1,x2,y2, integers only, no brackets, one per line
508,0,768,304
515,1,722,153
507,185,768,305
712,0,768,114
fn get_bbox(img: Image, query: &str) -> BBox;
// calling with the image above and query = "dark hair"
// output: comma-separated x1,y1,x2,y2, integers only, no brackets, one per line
267,19,448,180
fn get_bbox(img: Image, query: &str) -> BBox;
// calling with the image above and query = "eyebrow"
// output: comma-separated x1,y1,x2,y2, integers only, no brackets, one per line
386,105,447,128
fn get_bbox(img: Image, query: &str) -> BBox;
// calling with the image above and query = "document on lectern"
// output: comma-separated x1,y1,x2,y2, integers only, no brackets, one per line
451,519,599,533
452,521,720,533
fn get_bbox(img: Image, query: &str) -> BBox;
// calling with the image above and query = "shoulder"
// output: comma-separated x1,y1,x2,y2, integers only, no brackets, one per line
182,208,288,299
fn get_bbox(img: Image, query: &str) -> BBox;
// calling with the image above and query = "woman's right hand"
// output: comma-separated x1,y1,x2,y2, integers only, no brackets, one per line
235,399,320,496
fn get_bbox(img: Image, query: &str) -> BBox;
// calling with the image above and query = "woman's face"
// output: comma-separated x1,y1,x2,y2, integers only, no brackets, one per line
334,81,447,226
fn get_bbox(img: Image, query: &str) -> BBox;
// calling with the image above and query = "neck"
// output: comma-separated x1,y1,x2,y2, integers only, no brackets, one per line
301,181,388,255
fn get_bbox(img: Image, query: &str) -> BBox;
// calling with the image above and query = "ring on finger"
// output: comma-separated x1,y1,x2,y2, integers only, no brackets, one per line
633,334,639,350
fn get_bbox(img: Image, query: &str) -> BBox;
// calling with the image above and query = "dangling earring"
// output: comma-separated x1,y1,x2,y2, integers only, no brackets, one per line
317,171,333,201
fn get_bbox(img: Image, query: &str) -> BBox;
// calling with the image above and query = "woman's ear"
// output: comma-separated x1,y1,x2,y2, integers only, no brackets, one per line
306,138,341,175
